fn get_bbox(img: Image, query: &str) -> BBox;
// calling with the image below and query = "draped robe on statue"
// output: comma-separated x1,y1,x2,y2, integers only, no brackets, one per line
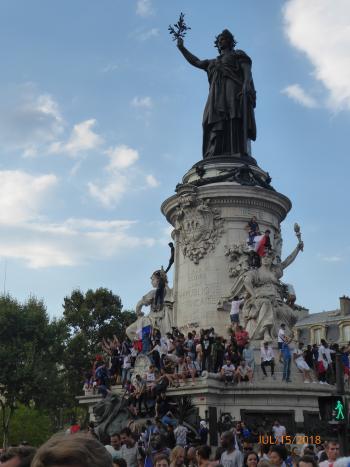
202,50,256,158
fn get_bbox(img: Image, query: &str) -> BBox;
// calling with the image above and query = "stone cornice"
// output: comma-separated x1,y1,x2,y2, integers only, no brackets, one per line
161,184,291,224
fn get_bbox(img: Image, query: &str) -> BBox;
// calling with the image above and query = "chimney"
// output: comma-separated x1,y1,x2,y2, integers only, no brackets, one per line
339,295,350,315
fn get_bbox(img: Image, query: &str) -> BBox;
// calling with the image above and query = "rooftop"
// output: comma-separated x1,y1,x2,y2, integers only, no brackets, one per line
296,309,343,326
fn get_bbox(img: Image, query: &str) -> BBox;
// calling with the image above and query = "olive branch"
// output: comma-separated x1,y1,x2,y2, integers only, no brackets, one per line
168,12,191,41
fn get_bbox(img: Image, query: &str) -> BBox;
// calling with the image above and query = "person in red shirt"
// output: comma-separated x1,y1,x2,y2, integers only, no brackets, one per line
69,419,80,434
235,326,250,353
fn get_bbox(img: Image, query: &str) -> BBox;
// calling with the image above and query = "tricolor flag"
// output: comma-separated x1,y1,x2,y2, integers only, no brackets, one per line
253,234,269,257
136,324,152,340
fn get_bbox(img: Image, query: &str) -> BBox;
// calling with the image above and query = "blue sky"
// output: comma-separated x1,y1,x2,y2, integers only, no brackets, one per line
0,0,349,317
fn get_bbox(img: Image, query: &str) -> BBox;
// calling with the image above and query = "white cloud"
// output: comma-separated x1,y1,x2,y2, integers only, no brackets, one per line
137,28,159,41
0,217,155,268
0,170,58,225
145,174,160,187
88,145,140,206
0,84,64,153
50,119,103,156
22,146,38,158
88,144,142,207
105,145,139,170
319,255,342,263
282,84,318,108
88,174,129,208
283,0,350,110
101,63,120,73
131,96,154,110
136,0,153,17
88,143,160,207
0,242,74,268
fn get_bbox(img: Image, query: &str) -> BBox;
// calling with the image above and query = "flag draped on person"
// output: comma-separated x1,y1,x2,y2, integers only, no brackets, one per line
253,234,269,257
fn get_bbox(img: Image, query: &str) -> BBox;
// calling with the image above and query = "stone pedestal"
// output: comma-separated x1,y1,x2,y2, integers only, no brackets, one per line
78,376,348,437
161,158,291,336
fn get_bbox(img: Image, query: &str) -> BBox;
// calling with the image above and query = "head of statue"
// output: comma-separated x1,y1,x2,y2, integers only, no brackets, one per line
261,250,274,267
215,29,237,53
151,269,167,288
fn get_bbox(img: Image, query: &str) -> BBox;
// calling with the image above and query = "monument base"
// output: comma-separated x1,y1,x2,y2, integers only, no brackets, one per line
162,177,293,336
78,375,345,444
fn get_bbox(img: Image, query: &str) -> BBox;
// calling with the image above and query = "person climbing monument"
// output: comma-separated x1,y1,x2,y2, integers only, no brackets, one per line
246,216,261,246
165,242,175,273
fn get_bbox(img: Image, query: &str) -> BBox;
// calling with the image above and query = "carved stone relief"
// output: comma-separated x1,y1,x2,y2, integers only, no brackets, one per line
174,191,224,264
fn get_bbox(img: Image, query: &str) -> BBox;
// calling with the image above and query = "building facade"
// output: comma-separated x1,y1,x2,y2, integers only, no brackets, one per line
295,296,350,346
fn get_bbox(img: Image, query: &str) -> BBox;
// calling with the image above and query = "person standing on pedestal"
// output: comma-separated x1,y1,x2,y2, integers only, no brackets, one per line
177,29,256,158
260,341,275,379
230,296,244,328
242,342,255,373
277,323,286,363
281,337,292,383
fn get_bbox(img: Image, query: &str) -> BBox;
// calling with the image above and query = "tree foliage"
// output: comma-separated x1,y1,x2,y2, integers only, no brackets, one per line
0,289,136,446
0,405,53,447
62,288,136,401
0,295,66,447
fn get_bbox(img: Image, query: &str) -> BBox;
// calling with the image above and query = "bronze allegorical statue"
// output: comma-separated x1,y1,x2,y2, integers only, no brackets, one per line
175,26,256,159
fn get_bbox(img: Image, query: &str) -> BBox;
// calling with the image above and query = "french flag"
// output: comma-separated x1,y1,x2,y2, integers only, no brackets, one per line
253,234,269,257
136,323,152,340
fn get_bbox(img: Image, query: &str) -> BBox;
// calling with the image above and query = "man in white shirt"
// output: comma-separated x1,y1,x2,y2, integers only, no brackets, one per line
105,433,122,459
236,360,253,384
277,324,286,362
220,359,236,385
260,342,275,378
271,420,286,444
122,355,132,387
293,342,314,383
165,332,175,353
230,296,244,328
120,428,142,467
220,431,243,467
174,420,188,447
318,340,335,385
319,441,340,467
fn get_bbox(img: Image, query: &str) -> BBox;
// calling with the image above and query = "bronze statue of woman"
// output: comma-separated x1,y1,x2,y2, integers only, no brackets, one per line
177,29,256,159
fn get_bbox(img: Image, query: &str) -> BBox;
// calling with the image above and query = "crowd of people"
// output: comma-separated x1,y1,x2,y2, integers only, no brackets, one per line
81,216,349,399
84,317,350,407
1,427,349,467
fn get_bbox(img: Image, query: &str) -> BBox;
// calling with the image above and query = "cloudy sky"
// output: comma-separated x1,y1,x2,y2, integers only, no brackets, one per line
0,0,349,317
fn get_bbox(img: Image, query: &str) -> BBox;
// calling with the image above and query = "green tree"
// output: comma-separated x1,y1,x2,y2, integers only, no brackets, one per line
62,288,136,400
0,295,66,448
0,405,53,447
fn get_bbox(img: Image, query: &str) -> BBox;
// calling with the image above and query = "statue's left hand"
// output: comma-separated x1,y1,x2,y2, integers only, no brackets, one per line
177,37,184,49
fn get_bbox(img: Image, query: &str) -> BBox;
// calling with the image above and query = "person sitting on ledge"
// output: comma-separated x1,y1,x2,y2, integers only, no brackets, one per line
220,358,236,385
293,342,315,384
260,341,275,379
177,356,196,386
236,359,253,384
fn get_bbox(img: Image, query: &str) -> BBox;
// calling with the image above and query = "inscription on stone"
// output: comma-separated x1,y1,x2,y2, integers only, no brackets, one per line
241,208,264,219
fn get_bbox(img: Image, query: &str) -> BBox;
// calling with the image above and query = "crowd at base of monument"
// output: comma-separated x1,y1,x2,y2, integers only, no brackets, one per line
0,425,348,467
85,302,350,399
